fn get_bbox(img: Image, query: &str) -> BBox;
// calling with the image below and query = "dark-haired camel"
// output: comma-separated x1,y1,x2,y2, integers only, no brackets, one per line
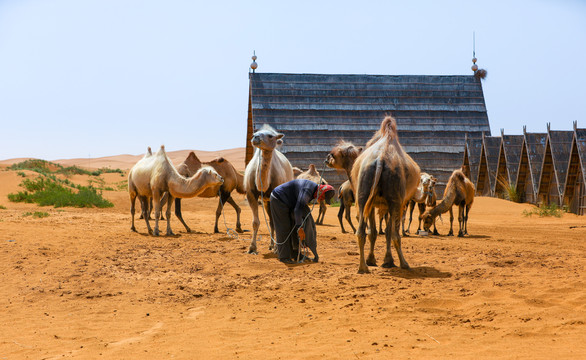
351,116,420,273
422,168,474,237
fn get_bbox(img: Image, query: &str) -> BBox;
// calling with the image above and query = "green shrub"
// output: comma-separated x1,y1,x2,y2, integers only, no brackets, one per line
497,176,521,203
7,159,60,174
23,211,50,218
8,176,113,208
0,205,6,210
17,171,26,177
522,203,565,218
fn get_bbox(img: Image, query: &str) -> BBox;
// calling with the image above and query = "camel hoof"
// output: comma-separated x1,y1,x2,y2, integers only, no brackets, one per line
447,232,454,237
433,230,439,236
214,228,220,234
247,246,257,255
131,227,137,232
357,267,370,274
153,229,159,236
185,228,192,233
381,262,397,268
400,262,411,270
341,230,347,234
379,231,385,235
166,231,175,236
458,232,464,237
236,227,243,234
366,257,377,267
312,256,319,263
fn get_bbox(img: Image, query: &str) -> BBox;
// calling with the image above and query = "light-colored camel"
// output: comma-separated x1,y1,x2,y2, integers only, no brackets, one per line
351,116,420,273
128,145,224,236
244,125,294,254
296,164,328,225
402,173,438,235
161,152,245,234
292,167,303,177
422,169,474,237
337,180,356,233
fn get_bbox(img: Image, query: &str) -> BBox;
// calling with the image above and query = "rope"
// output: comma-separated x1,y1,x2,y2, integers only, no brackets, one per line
217,189,239,240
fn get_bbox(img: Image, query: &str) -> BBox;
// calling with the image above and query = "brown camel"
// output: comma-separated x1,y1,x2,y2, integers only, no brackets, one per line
403,173,438,235
422,169,475,237
351,116,420,273
337,180,356,233
128,145,224,236
244,125,294,254
296,164,328,225
159,152,245,234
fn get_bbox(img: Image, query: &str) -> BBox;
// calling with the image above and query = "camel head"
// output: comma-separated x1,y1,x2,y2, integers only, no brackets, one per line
326,141,362,170
251,124,284,151
421,211,434,232
197,166,224,187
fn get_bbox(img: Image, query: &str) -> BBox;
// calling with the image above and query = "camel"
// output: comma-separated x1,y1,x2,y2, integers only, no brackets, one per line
128,145,224,236
244,125,294,254
296,164,328,225
337,180,356,233
351,116,420,273
159,152,245,234
422,169,474,237
402,173,438,235
292,167,303,177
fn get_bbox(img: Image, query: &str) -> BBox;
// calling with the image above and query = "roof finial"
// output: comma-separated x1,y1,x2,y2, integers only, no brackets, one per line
574,120,577,131
523,125,527,135
250,51,258,73
500,128,504,137
471,32,478,73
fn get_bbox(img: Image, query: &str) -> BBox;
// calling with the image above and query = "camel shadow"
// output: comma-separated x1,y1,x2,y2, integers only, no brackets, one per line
380,266,452,279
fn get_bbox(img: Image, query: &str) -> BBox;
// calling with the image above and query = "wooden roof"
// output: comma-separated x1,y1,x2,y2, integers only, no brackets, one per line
501,134,524,186
519,131,547,199
246,73,491,191
564,124,586,214
476,135,501,195
463,134,483,185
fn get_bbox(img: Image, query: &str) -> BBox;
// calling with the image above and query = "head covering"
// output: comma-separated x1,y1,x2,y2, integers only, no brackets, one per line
314,184,335,203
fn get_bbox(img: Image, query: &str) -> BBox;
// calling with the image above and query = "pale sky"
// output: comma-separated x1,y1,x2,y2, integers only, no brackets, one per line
1,0,585,160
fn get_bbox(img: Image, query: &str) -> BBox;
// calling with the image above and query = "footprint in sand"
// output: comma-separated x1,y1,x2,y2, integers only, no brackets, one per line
186,306,205,320
109,322,163,347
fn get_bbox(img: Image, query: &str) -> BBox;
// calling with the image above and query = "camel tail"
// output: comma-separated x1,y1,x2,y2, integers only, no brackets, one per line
363,159,383,219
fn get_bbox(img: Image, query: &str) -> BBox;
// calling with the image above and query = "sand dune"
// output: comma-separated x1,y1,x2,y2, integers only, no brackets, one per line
0,147,246,172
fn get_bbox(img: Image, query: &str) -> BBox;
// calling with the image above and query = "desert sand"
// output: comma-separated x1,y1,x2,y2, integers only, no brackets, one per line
0,149,585,359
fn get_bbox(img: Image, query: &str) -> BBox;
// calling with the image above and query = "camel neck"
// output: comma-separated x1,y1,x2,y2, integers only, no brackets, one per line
256,149,274,193
430,186,456,217
169,171,208,199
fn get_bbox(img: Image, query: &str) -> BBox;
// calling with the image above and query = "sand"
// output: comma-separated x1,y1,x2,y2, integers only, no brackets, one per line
0,151,585,359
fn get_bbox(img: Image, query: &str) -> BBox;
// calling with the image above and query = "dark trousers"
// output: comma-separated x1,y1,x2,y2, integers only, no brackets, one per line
270,194,318,261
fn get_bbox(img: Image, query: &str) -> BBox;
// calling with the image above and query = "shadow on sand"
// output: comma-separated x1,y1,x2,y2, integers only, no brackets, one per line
379,266,452,279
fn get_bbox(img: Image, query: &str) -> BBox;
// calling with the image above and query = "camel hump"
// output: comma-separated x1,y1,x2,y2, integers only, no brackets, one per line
453,169,465,182
157,145,166,155
379,115,398,139
308,164,317,174
213,157,226,163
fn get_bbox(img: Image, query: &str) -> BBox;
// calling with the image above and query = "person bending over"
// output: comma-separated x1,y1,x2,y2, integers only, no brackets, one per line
270,179,335,264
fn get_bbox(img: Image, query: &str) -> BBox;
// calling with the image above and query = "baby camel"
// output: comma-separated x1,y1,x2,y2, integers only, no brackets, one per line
421,169,474,237
128,145,223,236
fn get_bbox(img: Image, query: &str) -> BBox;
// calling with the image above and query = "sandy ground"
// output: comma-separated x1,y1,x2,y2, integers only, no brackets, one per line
0,153,585,359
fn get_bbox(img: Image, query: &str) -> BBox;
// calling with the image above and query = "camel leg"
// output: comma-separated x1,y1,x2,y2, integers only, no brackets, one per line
159,192,167,220
366,210,377,267
391,206,410,269
139,196,152,235
265,199,276,250
378,210,385,235
404,200,415,236
416,202,426,233
165,194,174,236
174,198,191,233
458,204,465,237
432,216,439,236
346,204,357,234
152,189,162,236
130,192,137,232
447,207,454,236
317,200,326,225
382,209,396,268
226,196,243,233
247,192,260,254
338,202,347,233
214,192,231,234
355,212,370,274
464,204,471,235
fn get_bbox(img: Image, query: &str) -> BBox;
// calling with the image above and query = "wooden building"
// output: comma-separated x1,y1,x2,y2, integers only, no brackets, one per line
537,124,573,206
462,133,483,185
476,134,501,196
494,130,524,197
564,122,586,214
515,129,547,204
246,72,491,193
